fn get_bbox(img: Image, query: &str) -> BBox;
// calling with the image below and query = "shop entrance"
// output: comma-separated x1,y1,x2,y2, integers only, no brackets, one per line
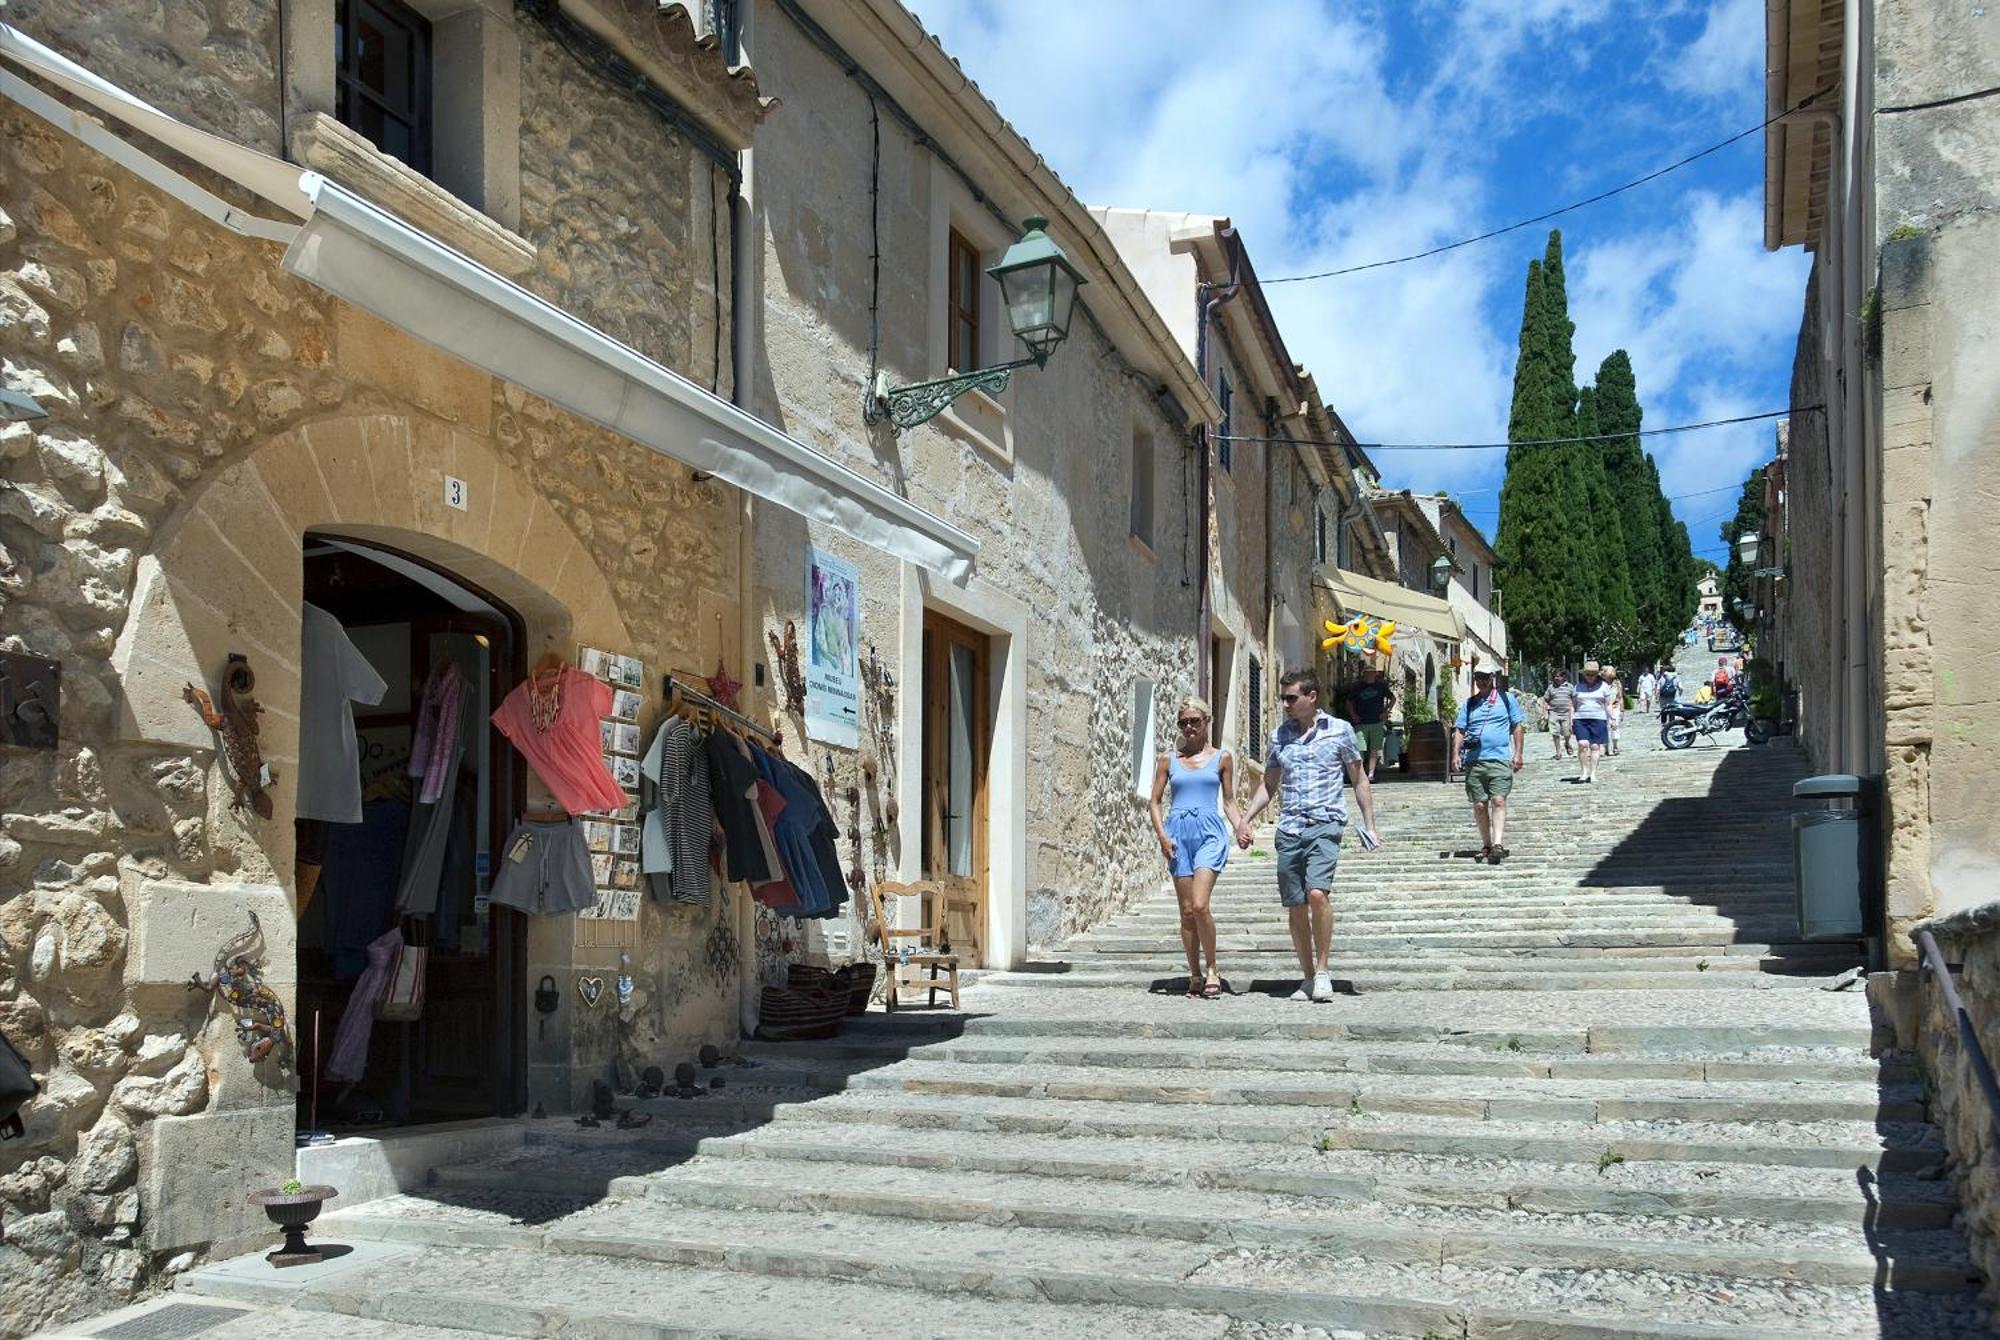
294,534,527,1129
919,611,990,966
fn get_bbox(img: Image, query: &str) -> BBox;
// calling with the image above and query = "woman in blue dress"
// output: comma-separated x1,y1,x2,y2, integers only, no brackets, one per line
1147,697,1244,999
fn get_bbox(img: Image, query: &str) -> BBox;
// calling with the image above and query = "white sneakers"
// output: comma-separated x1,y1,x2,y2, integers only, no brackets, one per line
1290,978,1312,1001
1294,973,1335,1002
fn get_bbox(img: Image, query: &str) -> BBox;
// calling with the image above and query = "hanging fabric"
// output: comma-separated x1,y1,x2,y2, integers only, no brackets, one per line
326,928,401,1081
396,671,471,918
705,728,771,885
409,661,465,805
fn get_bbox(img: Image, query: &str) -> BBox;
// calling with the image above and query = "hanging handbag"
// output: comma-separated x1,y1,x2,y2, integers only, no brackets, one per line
377,938,427,1023
0,1028,39,1140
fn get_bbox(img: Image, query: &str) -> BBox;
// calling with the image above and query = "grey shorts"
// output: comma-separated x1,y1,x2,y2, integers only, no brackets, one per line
489,818,598,917
1276,821,1343,907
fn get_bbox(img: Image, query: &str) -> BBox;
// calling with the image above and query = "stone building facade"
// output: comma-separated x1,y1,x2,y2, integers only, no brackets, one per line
1763,0,2000,1294
0,0,1322,1331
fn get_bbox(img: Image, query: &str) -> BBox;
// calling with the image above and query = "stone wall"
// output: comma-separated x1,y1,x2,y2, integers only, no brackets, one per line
1910,905,2000,1292
0,21,746,1331
1780,265,1836,776
746,8,1204,947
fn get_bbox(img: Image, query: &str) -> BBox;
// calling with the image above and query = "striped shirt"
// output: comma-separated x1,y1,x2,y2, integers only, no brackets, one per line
1266,711,1362,835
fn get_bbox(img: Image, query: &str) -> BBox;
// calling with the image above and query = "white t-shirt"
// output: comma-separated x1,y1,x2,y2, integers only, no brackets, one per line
295,603,388,823
1571,679,1617,722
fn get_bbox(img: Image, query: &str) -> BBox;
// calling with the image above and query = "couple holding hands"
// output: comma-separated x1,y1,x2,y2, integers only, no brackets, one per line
1147,670,1382,1003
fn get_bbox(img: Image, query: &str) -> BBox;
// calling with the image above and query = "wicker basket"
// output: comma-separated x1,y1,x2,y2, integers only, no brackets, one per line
756,985,846,1041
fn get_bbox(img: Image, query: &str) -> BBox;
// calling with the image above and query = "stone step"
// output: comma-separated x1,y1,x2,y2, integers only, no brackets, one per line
1039,953,1852,977
1070,933,1821,956
175,1238,1241,1340
740,1036,1916,1085
767,1095,1940,1169
1095,902,1802,926
735,1055,1925,1125
970,965,1851,991
284,1196,1986,1338
835,1010,1880,1053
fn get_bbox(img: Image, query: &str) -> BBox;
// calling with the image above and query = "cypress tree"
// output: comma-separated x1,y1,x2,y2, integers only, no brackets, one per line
1720,467,1768,639
1592,352,1662,663
1574,384,1640,664
1496,230,1594,665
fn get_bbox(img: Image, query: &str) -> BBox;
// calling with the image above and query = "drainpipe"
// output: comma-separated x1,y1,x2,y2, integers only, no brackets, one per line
1195,280,1239,700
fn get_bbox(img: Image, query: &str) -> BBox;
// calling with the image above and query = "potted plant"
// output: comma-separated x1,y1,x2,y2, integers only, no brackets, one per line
250,1179,337,1267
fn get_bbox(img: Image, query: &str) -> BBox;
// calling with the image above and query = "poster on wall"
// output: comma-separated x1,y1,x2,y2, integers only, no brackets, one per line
576,643,644,921
804,546,861,749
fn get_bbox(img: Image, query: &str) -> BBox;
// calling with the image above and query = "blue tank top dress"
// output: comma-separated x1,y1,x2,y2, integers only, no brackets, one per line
1164,751,1231,877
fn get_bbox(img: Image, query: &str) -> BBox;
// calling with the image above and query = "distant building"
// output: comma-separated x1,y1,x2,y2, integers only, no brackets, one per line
1697,573,1723,619
1410,494,1509,703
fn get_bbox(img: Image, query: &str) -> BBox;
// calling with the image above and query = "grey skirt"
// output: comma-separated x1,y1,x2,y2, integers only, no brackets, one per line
489,818,598,917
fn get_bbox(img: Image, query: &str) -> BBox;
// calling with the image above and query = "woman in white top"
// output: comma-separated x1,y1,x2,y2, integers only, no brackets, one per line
1569,661,1618,783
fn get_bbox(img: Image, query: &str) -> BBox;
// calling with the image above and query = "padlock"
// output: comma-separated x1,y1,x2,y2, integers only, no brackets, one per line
533,974,560,1039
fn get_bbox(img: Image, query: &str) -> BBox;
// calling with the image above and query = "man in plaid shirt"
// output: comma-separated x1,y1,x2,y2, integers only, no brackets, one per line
1237,669,1383,1002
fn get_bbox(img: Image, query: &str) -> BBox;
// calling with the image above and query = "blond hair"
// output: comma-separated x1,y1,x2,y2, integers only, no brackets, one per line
1177,696,1212,721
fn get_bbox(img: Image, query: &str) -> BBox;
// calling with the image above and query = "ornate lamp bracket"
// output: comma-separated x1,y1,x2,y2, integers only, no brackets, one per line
868,358,1040,433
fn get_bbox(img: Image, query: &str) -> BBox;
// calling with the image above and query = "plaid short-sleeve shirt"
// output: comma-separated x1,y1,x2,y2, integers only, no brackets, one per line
1266,711,1362,836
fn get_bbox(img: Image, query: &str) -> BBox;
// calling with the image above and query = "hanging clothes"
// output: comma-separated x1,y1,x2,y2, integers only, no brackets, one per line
704,729,772,885
487,817,598,916
296,603,388,824
491,666,625,815
638,718,676,883
788,757,850,918
643,715,713,907
396,674,471,918
320,798,409,980
748,775,802,910
326,928,401,1082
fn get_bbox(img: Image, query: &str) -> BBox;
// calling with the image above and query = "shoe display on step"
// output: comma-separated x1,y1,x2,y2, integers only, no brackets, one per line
1290,978,1313,1001
1311,973,1334,1002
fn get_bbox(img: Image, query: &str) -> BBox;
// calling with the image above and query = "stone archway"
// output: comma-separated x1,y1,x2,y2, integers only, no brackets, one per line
110,411,631,868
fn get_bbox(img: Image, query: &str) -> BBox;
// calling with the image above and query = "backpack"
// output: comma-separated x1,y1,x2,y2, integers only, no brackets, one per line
0,1029,38,1140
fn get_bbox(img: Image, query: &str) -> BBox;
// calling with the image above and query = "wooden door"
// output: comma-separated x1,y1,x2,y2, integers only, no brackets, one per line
920,612,990,966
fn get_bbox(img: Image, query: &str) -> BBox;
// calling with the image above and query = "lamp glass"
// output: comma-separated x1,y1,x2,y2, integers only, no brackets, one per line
989,217,1084,362
1429,553,1453,589
1737,532,1759,566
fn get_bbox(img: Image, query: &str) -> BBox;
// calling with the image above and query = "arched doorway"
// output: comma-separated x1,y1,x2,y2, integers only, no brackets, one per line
294,533,527,1127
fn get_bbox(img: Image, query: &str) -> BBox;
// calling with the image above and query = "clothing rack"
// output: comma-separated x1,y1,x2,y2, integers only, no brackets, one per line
662,674,778,746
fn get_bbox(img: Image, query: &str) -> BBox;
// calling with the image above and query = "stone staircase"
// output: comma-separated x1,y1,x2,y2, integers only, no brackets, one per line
109,732,1992,1338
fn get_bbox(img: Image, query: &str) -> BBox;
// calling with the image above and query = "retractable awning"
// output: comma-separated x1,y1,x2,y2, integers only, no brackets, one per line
0,24,979,584
1316,567,1464,646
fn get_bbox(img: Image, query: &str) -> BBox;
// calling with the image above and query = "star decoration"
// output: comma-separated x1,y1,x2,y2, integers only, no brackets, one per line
705,658,742,711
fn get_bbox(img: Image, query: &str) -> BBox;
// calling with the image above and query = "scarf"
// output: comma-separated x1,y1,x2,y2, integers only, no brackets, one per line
408,661,465,805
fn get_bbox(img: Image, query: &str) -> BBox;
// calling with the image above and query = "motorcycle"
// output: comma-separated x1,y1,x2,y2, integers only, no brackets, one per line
1660,687,1773,749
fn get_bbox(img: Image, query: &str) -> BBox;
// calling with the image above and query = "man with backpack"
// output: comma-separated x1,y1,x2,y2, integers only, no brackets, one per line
1452,669,1525,863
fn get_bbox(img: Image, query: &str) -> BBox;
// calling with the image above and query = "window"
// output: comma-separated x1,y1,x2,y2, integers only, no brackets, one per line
948,229,983,373
335,0,433,175
1247,655,1263,755
1128,677,1157,797
1216,374,1233,472
1314,505,1328,566
1129,426,1155,547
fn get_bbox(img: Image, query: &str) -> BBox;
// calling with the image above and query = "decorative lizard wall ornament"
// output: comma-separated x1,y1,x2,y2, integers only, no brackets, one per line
188,912,293,1070
184,653,275,819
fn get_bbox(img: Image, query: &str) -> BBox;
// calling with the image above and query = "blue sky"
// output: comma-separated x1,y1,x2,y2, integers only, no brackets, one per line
902,0,1807,565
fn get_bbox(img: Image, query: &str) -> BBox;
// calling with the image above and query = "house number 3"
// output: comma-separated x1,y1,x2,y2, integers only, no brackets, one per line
444,476,468,511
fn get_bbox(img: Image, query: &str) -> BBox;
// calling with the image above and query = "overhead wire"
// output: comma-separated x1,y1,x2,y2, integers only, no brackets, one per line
1263,86,1836,284
1215,406,1814,453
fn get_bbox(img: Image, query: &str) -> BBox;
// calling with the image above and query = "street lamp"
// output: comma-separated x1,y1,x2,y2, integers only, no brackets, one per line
1428,553,1453,592
1737,529,1787,580
869,216,1087,433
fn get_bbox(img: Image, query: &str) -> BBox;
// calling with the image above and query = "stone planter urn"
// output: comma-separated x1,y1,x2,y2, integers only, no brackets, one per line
250,1183,337,1267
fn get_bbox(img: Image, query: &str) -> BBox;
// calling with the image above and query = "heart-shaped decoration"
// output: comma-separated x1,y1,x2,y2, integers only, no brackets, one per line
577,975,605,1008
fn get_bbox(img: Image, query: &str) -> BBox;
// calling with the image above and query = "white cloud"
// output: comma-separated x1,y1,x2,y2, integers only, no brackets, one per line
1665,0,1766,104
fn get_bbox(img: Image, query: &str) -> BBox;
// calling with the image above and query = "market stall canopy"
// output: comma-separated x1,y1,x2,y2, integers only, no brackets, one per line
1315,567,1464,646
0,24,978,585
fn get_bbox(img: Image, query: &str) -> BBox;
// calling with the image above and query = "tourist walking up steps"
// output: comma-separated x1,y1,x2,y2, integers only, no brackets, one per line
1148,696,1243,1000
1605,671,1625,757
1571,661,1617,783
1541,669,1577,761
1237,670,1382,1003
1347,665,1394,782
1637,667,1658,715
1452,669,1525,863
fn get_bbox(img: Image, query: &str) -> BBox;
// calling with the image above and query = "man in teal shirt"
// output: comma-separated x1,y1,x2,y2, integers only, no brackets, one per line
1451,670,1525,864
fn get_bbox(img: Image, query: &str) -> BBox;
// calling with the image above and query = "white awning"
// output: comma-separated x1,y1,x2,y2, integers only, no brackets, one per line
0,24,978,584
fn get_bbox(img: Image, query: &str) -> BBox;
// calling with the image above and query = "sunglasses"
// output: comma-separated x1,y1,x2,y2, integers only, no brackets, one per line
1176,717,1206,729
1281,692,1312,704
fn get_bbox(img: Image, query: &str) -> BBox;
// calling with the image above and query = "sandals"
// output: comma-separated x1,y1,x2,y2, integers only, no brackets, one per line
1489,844,1509,864
1202,978,1223,1000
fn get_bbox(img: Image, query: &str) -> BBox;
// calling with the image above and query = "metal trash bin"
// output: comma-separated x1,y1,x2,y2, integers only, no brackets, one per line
1794,774,1863,940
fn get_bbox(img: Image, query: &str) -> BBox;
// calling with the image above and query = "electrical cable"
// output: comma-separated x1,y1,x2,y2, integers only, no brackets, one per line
1877,83,2000,114
1263,86,1835,284
1216,406,1816,453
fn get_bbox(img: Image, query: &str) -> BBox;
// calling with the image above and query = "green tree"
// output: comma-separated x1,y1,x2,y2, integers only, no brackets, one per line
1592,352,1667,662
1495,231,1594,665
1647,456,1697,648
1719,467,1767,638
1573,383,1640,664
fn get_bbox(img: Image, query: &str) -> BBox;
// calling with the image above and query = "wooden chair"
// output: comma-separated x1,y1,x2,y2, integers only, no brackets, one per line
869,880,960,1011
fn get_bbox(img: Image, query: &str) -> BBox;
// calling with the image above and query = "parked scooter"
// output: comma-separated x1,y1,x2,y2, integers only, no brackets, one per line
1660,685,1773,748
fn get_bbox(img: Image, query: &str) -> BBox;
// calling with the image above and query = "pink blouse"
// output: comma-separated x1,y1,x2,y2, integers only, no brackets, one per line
491,667,626,815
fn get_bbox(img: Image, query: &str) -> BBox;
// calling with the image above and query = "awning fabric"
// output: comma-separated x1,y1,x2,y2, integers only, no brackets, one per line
1316,567,1464,645
0,24,979,585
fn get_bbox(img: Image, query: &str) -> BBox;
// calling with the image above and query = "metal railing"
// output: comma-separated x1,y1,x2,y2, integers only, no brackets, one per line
1915,927,2000,1149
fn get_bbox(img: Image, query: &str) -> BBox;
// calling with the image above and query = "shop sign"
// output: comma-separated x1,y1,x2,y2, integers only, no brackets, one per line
804,547,861,749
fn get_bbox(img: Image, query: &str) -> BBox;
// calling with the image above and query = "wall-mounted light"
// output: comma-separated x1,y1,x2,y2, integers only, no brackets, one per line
0,388,49,422
868,217,1087,433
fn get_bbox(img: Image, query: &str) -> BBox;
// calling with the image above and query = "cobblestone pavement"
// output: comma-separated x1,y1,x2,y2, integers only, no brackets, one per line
44,730,1990,1338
